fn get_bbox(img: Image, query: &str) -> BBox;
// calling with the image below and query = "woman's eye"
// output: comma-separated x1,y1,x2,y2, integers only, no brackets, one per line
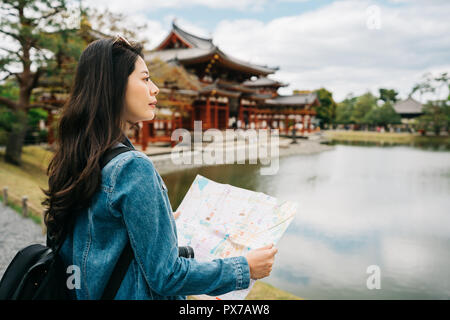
144,77,150,82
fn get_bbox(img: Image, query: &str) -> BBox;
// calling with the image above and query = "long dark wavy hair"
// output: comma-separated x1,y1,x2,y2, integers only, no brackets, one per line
42,37,144,247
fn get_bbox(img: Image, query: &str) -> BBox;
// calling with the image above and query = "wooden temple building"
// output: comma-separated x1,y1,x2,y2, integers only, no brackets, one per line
134,22,320,150
37,21,320,150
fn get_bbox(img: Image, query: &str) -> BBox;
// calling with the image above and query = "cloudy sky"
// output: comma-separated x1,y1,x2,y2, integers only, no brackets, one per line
82,0,450,101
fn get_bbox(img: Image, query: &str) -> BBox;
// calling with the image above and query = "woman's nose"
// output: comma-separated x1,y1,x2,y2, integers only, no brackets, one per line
149,81,159,96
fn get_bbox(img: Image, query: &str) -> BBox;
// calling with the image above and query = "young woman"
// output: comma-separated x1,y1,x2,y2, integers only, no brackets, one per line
42,36,278,300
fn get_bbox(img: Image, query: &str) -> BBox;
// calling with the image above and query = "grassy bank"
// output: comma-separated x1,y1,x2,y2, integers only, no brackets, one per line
0,145,303,300
245,281,302,300
323,130,450,148
188,281,302,300
0,145,52,225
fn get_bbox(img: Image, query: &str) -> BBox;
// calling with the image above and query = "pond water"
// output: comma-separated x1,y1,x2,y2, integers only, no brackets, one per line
161,143,450,299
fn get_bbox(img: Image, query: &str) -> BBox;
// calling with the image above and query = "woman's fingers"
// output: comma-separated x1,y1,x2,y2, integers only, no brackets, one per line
173,211,181,220
256,243,274,250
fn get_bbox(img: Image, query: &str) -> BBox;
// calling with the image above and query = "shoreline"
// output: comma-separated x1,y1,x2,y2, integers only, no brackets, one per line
323,130,450,146
138,134,335,175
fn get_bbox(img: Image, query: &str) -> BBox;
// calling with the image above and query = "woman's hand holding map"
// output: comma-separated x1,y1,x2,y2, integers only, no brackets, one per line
245,243,278,280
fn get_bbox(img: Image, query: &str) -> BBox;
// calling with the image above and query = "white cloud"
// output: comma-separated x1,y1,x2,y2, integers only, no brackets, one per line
162,15,211,39
83,0,269,13
212,0,450,101
75,0,450,102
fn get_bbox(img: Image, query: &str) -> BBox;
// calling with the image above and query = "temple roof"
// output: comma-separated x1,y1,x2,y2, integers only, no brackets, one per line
215,79,258,94
171,22,214,49
146,22,278,77
199,84,241,98
264,92,319,106
146,47,277,76
242,93,274,101
159,87,198,97
242,77,288,88
393,97,423,115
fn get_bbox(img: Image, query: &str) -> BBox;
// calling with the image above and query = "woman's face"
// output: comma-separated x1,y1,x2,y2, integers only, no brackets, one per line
123,56,159,123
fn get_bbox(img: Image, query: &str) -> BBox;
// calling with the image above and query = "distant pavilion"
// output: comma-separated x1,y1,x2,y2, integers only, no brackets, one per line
393,97,424,121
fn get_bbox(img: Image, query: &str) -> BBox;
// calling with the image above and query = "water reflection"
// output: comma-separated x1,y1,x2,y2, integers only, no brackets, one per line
161,144,450,299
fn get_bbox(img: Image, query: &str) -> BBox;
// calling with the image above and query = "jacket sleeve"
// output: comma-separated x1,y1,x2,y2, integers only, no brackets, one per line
108,153,250,297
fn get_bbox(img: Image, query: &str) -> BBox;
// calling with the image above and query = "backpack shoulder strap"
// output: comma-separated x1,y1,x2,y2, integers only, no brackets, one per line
99,145,133,169
101,240,134,300
99,145,135,300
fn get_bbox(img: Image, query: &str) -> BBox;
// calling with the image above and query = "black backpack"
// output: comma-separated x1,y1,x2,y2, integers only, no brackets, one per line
0,145,135,300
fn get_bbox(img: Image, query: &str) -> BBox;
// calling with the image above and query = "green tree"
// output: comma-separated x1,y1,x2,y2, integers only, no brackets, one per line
335,94,357,124
313,88,337,129
350,92,377,125
0,3,154,160
379,88,399,104
364,101,401,130
412,72,450,135
411,72,449,102
0,0,83,165
85,6,150,47
0,78,19,101
0,79,18,142
417,102,449,135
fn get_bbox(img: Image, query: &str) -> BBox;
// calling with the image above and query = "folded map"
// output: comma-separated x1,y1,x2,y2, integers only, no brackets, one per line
174,174,298,300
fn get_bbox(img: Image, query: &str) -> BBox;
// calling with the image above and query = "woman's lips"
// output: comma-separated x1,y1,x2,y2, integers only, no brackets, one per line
149,101,157,108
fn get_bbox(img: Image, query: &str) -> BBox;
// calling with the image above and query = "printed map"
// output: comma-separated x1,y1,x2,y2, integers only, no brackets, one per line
174,174,298,300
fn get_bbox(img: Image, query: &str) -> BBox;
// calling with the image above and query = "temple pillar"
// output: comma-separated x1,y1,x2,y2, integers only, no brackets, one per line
225,101,229,129
307,114,312,133
301,115,305,135
206,98,211,130
214,99,219,129
285,116,289,135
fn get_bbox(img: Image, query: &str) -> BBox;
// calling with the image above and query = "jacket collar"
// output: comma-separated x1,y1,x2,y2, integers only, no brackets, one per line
113,134,136,150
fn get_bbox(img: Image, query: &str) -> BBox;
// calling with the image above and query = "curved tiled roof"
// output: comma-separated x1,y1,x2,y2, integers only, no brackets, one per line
172,22,214,50
147,22,278,76
264,93,319,106
393,97,423,114
242,77,288,87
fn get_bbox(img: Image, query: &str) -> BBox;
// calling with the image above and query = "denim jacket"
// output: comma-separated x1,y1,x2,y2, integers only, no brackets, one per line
59,138,251,300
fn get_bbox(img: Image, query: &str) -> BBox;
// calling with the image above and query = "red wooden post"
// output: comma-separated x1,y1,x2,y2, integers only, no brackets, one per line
238,100,243,128
301,114,305,135
285,116,289,134
205,97,211,130
225,101,229,129
214,99,219,129
307,113,312,133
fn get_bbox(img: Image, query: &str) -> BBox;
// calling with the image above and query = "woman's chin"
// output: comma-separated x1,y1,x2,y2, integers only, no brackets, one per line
141,112,156,122
127,111,155,124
